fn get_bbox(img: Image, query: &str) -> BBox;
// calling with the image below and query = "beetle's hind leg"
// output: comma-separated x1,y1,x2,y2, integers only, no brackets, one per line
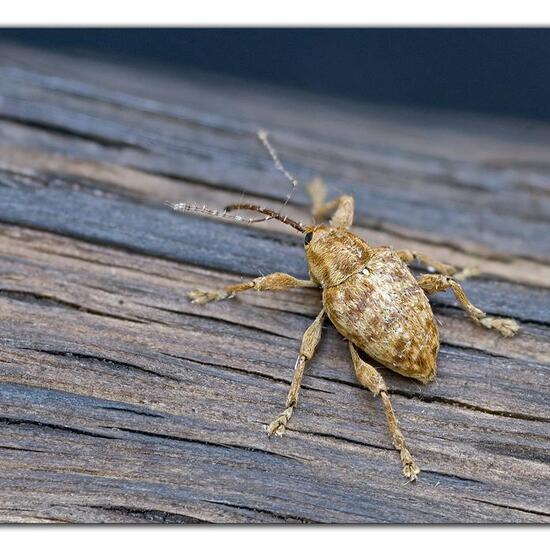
349,343,420,481
307,178,354,229
417,274,519,337
267,309,325,436
188,272,318,304
397,249,479,281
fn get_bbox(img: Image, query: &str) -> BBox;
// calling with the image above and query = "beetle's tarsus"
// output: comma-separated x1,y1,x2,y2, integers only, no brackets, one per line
401,450,421,481
187,289,231,304
479,316,520,337
403,463,420,482
266,407,293,437
454,265,480,281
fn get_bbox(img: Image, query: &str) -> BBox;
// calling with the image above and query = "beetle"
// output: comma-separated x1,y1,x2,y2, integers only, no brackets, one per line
172,130,519,480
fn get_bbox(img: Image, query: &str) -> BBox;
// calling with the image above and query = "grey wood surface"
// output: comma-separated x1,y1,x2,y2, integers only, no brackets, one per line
0,43,549,523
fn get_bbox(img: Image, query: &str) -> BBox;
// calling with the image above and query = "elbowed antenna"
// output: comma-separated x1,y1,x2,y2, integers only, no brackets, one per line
224,203,305,233
170,128,305,232
169,201,260,224
168,201,306,233
257,129,299,215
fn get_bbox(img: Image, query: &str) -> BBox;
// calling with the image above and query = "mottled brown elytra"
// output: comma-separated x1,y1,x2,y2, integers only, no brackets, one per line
171,131,519,481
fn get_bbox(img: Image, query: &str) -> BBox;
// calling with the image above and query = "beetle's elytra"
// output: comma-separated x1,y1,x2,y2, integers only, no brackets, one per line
172,131,519,481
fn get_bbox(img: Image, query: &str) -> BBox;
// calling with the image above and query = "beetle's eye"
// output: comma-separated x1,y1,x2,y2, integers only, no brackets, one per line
304,232,313,246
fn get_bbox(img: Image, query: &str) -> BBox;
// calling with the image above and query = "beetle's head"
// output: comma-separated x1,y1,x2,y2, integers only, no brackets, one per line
303,225,370,287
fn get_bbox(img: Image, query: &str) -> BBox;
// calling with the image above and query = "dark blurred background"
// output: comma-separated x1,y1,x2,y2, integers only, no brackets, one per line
2,28,550,121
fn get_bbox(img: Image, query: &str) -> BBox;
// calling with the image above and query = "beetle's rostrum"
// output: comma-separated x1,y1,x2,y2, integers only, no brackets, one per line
173,130,519,481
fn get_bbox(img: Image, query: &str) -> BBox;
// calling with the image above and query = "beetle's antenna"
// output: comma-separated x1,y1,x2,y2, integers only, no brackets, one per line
170,129,303,230
169,202,260,225
257,129,299,215
224,203,305,233
169,201,306,233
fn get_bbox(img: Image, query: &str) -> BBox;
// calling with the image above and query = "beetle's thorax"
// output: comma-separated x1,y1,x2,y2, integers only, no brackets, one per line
305,225,371,287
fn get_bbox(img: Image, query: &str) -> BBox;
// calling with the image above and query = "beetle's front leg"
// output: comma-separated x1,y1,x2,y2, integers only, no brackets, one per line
188,272,318,304
307,178,354,229
267,309,325,436
417,274,519,337
349,343,420,481
397,249,479,281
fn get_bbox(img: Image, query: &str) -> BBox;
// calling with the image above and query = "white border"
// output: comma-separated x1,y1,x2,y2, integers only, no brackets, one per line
0,526,544,549
1,1,550,25
0,0,547,542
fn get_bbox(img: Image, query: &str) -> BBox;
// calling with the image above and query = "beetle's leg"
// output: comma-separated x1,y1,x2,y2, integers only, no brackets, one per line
307,177,328,215
188,272,318,304
397,249,479,281
349,343,420,481
267,309,325,436
417,274,519,337
397,249,457,276
307,178,354,229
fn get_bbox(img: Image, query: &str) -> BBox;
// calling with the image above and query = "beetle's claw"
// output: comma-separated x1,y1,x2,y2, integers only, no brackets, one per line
266,421,286,437
399,447,420,481
403,461,420,482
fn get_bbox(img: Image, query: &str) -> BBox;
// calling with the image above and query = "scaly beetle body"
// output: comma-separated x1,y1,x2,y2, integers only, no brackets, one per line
308,228,438,384
172,131,519,481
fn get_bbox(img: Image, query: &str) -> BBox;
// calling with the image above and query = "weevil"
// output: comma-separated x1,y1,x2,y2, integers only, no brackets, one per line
171,130,519,481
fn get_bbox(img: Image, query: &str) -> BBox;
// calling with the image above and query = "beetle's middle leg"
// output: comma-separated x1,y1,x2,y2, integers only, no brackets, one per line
349,343,420,481
266,308,325,436
417,274,519,337
397,249,479,281
307,178,354,229
188,272,318,304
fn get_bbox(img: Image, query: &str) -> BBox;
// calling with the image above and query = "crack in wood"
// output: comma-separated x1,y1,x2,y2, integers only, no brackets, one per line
0,112,148,152
0,416,122,441
440,339,550,365
0,288,147,325
464,497,550,518
15,347,181,382
111,426,303,463
390,389,550,424
86,505,206,523
203,499,312,523
157,350,333,394
420,469,482,485
0,444,46,454
309,371,549,424
292,428,394,454
144,303,301,342
95,405,166,419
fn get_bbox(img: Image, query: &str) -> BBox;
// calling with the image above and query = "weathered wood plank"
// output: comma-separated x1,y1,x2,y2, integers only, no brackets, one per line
0,43,549,523
2,146,550,288
1,223,549,523
1,54,550,262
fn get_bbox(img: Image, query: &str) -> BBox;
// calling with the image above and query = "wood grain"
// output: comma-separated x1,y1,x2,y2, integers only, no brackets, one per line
0,43,549,523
